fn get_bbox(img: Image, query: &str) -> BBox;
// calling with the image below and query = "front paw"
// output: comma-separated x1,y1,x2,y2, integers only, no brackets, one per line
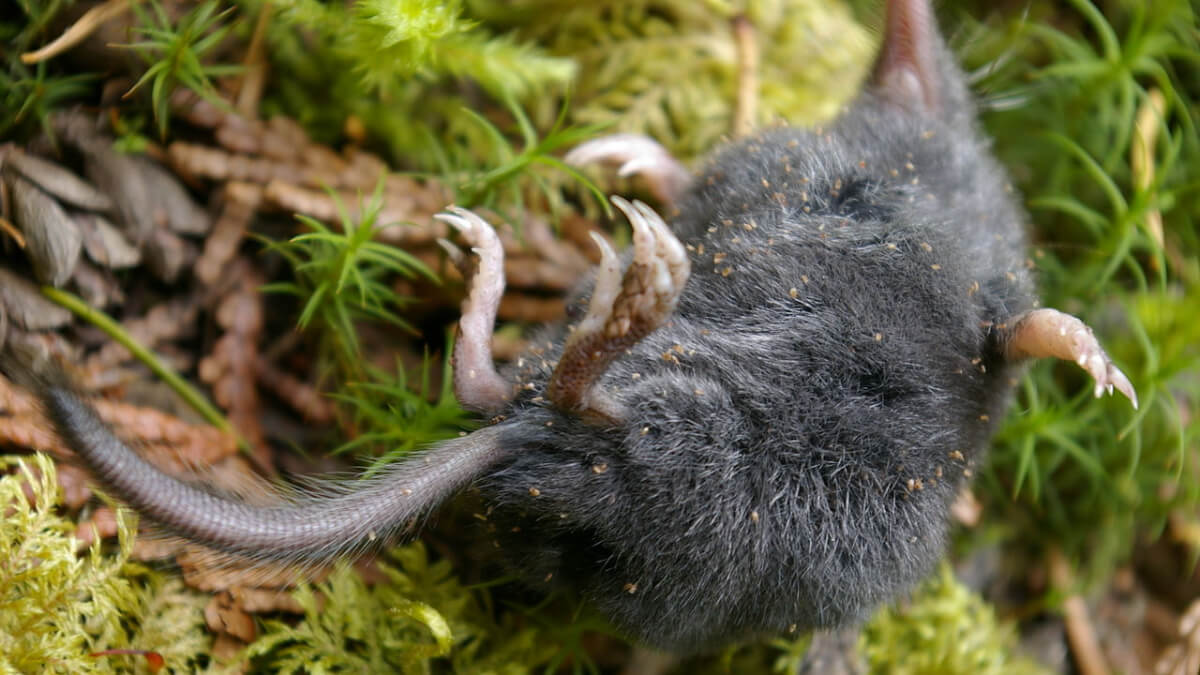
564,133,691,207
1003,308,1137,409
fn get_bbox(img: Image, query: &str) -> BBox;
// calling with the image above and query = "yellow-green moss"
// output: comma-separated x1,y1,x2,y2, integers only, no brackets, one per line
858,564,1049,675
0,454,212,674
477,0,875,161
243,542,561,674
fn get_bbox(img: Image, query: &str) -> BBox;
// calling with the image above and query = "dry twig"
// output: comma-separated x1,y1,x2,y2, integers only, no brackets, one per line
1049,547,1112,675
1132,89,1166,252
731,14,759,137
1156,599,1200,675
20,0,133,65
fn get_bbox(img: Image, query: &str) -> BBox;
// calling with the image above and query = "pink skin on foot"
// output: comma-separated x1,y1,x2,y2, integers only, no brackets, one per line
872,0,940,112
1003,308,1138,409
435,207,513,414
564,134,692,208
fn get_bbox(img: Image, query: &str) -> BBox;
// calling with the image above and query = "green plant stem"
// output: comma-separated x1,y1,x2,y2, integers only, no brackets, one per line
40,286,239,440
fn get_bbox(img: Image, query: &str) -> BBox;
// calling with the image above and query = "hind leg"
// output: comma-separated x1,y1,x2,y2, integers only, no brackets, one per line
436,207,513,415
547,197,690,423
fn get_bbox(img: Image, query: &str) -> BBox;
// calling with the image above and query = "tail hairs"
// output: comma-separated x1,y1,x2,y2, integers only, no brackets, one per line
1,350,511,565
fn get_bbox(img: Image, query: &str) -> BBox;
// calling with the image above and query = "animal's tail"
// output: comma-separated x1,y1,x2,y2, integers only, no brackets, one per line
6,354,509,564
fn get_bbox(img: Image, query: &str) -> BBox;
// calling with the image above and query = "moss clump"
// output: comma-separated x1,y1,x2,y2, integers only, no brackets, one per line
243,541,561,673
246,0,874,169
858,564,1048,675
242,0,576,170
474,0,875,161
0,454,212,674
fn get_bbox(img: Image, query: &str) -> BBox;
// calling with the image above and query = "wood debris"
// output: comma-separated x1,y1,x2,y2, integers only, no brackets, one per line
0,373,239,482
7,173,83,286
1049,547,1112,675
85,295,202,371
2,144,113,211
0,267,72,330
198,260,268,458
1156,599,1200,675
196,182,260,285
205,591,257,643
75,213,141,269
254,359,334,425
165,87,601,319
0,40,614,640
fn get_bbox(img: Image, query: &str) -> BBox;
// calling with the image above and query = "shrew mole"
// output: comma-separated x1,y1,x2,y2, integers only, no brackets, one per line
3,0,1135,655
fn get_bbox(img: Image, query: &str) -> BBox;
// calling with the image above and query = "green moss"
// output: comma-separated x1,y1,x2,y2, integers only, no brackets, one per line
242,0,575,170
471,0,875,161
0,3,91,143
243,542,561,673
0,454,212,674
956,0,1200,582
260,184,436,376
122,0,242,138
238,0,874,187
858,564,1049,675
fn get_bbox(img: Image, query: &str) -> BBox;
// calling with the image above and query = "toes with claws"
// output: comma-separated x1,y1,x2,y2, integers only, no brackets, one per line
1003,308,1138,409
435,207,513,414
547,197,691,423
565,134,692,208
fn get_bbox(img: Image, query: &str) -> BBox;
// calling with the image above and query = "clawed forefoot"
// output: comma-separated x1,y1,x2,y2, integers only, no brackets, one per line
1003,308,1138,409
565,134,692,209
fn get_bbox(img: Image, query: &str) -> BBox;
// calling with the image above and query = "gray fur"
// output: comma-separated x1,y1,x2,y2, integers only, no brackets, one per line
479,12,1034,653
6,0,1039,656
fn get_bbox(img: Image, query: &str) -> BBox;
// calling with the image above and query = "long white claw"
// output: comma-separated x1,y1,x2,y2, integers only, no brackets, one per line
633,199,688,287
564,134,671,171
434,206,487,239
576,232,623,339
618,156,658,178
1107,364,1138,410
613,195,653,263
436,238,466,266
628,198,689,303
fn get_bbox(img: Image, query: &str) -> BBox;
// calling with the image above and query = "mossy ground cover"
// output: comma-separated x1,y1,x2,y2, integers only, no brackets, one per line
1,0,1196,672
